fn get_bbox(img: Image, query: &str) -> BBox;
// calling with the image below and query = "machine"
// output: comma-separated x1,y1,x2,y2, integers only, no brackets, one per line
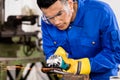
0,0,42,56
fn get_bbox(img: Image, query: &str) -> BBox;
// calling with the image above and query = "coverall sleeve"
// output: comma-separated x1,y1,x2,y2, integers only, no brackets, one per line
90,6,120,73
41,20,57,59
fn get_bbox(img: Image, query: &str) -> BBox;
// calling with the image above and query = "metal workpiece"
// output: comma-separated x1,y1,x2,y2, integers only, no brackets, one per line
41,67,89,80
63,74,89,80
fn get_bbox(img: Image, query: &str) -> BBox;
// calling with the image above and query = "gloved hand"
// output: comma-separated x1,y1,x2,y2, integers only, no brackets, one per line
46,55,70,70
46,54,70,78
54,46,91,74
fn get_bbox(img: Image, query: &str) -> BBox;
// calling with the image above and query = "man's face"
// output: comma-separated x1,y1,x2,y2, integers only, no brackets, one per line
41,0,73,30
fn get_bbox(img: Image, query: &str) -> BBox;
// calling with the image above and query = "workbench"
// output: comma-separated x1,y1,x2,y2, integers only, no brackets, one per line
0,57,44,80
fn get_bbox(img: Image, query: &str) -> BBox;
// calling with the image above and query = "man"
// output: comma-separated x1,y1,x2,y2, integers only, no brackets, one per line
37,0,120,80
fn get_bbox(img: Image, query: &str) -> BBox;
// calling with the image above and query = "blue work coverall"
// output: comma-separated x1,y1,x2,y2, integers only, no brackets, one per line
41,0,120,80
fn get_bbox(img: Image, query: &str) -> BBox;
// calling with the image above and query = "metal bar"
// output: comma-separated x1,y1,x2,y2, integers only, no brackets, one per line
0,62,7,80
7,70,14,80
22,63,35,80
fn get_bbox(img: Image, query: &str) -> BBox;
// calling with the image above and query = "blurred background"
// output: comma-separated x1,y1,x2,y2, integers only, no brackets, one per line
102,0,120,27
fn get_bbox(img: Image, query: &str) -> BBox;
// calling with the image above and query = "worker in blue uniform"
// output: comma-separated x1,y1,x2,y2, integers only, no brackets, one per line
37,0,120,80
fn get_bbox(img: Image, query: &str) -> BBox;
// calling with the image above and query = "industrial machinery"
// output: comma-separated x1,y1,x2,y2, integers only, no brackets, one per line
0,15,40,56
0,0,41,57
0,0,46,80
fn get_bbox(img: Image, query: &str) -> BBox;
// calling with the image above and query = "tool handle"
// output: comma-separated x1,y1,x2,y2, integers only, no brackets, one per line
61,59,70,70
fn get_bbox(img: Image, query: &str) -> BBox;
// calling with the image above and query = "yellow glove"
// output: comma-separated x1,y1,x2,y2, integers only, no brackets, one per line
54,46,91,74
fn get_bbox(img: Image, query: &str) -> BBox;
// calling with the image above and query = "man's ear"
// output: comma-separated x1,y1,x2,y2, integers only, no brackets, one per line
67,0,74,11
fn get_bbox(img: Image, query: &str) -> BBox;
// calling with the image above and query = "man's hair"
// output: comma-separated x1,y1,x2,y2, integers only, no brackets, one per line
37,0,67,9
